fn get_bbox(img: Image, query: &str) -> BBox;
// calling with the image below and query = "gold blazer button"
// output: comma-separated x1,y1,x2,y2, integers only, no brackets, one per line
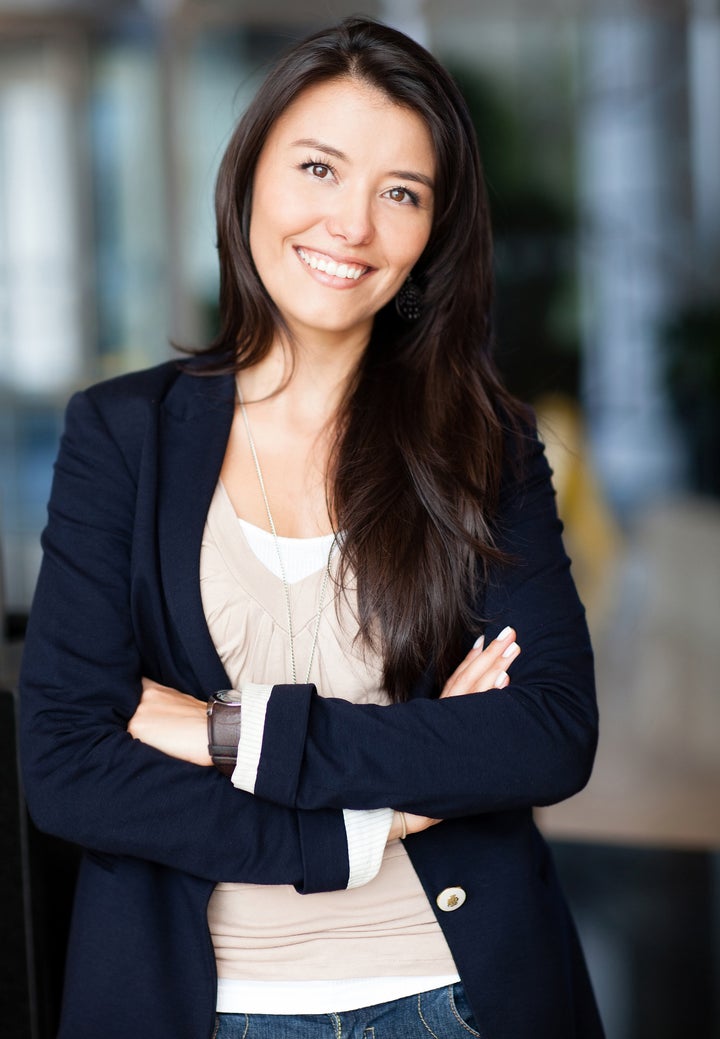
436,886,467,912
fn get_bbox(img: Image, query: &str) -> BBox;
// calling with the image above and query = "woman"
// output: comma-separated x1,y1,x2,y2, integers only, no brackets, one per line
20,17,603,1039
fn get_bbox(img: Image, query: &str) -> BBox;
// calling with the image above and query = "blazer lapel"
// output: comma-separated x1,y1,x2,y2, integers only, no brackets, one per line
153,365,443,700
157,367,235,694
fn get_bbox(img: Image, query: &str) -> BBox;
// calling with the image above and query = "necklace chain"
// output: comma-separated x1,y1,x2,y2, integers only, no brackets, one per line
237,381,336,685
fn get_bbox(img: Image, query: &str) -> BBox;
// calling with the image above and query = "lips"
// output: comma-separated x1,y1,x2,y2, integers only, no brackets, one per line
296,246,371,281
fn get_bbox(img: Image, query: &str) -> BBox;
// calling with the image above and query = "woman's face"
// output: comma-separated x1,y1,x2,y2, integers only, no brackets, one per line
249,76,435,348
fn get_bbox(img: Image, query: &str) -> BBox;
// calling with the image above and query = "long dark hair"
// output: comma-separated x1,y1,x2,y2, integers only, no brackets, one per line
196,17,525,701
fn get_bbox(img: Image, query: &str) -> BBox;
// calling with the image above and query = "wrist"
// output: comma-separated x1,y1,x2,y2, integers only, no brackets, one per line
389,810,407,842
207,689,243,776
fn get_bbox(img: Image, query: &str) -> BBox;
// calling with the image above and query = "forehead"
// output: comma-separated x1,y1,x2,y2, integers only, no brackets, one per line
263,76,436,172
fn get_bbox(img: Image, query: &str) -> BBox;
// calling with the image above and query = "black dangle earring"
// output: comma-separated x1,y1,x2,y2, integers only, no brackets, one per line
395,276,423,321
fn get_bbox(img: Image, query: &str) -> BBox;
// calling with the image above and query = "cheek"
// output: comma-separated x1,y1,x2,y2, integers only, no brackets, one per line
387,205,432,257
391,223,432,275
249,201,295,279
249,188,280,256
253,174,321,237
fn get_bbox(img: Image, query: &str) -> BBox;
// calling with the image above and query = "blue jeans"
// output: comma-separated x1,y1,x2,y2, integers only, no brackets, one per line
213,983,481,1038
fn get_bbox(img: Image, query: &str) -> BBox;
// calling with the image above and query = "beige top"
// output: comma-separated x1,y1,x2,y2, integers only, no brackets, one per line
201,481,457,983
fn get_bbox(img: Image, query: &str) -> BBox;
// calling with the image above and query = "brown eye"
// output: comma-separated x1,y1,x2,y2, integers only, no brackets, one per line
300,159,337,180
384,186,420,206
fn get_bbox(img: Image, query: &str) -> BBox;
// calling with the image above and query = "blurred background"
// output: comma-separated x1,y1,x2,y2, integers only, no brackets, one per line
0,0,718,1037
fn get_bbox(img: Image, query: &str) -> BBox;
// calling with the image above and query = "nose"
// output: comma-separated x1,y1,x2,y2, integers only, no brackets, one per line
325,187,374,245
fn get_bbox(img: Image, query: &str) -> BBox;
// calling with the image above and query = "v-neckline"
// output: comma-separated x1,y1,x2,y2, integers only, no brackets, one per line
205,481,339,635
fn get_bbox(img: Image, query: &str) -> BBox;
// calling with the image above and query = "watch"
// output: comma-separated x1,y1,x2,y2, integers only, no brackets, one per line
207,689,243,776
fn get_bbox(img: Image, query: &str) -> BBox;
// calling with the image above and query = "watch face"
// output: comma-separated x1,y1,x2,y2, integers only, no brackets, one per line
215,689,243,705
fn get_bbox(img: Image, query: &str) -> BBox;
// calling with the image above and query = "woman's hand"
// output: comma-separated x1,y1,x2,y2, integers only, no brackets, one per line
440,626,520,698
388,810,440,842
385,629,520,839
128,628,518,785
128,678,212,766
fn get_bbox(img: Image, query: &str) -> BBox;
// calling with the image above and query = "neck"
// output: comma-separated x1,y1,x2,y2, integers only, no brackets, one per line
238,330,366,429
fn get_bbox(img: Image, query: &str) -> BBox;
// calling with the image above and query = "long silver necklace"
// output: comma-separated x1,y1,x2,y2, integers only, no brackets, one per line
237,382,336,685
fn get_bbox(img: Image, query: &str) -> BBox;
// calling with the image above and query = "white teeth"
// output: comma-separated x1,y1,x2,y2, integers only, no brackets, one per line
298,248,366,280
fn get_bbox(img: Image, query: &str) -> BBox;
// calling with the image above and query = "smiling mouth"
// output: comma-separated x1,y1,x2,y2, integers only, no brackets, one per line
296,247,371,281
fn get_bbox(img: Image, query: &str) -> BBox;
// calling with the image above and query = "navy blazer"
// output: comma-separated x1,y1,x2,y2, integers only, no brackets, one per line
20,360,604,1039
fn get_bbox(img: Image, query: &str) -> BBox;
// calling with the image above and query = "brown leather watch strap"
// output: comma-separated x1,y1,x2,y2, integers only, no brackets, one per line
207,692,242,776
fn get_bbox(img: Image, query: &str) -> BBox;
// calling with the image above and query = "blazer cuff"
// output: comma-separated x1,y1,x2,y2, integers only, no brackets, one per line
295,807,350,894
253,684,315,806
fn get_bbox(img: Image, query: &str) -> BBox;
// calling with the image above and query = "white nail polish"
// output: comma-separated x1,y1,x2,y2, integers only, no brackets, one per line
502,641,519,659
473,635,485,649
495,671,508,687
497,626,512,641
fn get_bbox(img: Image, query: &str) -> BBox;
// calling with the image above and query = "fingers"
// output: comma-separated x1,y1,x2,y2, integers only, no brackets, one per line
140,677,169,704
388,811,441,842
140,677,190,705
440,625,520,698
129,684,211,765
445,634,488,685
403,812,441,836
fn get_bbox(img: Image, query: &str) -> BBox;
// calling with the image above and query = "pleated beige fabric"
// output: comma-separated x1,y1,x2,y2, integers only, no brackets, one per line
201,481,457,983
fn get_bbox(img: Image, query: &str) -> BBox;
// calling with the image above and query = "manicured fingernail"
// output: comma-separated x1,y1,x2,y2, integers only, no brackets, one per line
495,671,509,687
502,641,519,659
473,635,485,649
497,626,512,641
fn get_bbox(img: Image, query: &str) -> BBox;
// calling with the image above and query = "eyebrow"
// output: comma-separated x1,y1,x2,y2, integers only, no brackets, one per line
291,137,435,191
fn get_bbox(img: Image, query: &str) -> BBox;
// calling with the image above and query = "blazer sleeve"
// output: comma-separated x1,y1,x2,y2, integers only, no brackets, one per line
19,386,348,893
235,428,599,819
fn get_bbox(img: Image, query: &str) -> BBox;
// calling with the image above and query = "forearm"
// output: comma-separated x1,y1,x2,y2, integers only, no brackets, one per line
20,535,348,890
128,680,429,876
242,669,596,818
20,671,348,890
227,432,598,818
20,383,352,891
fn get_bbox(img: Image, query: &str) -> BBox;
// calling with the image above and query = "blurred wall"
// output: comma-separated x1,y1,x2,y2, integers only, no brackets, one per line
1,0,718,608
